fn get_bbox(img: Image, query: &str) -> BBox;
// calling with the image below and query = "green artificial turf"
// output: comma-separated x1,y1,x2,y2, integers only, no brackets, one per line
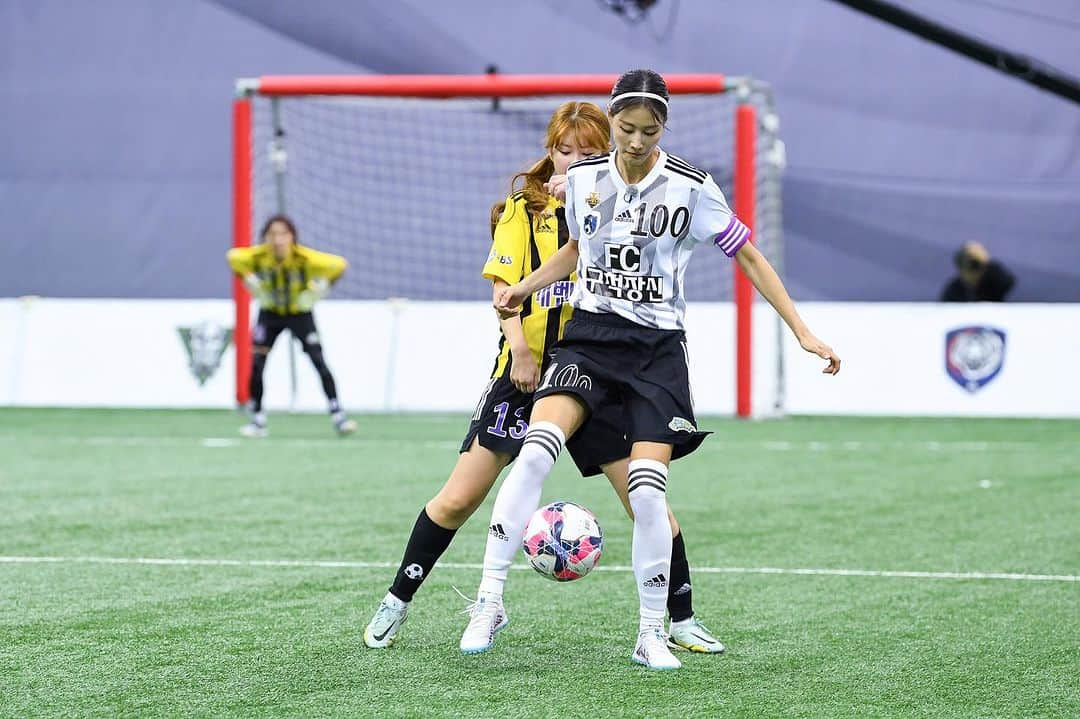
0,409,1076,718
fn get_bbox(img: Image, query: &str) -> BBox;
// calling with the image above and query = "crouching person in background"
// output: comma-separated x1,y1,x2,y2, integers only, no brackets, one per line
227,214,357,438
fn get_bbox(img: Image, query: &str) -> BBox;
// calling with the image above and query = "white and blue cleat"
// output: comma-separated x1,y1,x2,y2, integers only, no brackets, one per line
363,597,409,648
632,626,682,670
458,592,509,655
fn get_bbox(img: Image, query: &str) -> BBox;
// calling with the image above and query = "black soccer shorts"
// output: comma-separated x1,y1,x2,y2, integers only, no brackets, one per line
533,308,710,462
460,373,631,477
461,375,534,458
252,310,321,351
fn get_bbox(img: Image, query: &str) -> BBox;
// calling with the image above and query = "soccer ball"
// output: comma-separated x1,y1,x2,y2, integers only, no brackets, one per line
521,501,603,581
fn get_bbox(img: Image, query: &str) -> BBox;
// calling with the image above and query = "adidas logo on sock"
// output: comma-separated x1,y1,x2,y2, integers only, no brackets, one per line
488,523,509,542
643,572,668,588
614,208,633,223
673,582,691,596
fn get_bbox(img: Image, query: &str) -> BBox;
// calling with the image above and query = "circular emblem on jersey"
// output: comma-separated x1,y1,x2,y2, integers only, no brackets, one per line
583,212,600,237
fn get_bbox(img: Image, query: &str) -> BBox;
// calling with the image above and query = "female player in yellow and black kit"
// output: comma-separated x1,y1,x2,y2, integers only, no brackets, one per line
226,214,357,438
363,102,723,655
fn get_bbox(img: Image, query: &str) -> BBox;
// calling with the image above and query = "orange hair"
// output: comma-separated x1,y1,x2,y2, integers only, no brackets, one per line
490,101,611,235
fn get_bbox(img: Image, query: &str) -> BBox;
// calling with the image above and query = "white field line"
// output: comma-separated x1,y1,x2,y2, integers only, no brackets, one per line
0,436,1056,452
0,436,462,450
0,555,1075,583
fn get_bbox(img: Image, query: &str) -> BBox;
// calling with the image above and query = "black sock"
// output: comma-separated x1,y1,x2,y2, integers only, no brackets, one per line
389,508,458,603
249,353,267,412
667,531,694,622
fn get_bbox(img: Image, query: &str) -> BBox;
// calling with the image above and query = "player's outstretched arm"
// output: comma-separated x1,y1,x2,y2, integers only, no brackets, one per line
734,242,841,375
494,240,579,318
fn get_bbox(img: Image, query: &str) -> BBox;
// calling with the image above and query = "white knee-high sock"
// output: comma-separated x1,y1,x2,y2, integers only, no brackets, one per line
478,421,565,597
628,458,672,630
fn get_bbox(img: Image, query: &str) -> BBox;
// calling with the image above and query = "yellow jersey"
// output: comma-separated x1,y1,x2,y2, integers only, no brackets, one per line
227,243,346,315
482,192,575,379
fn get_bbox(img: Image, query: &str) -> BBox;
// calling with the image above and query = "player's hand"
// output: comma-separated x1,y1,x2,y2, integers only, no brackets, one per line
543,174,568,201
510,347,540,393
494,283,529,319
798,331,841,375
296,278,330,311
242,274,272,306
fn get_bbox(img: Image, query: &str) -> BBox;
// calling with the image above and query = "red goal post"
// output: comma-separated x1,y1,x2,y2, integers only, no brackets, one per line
232,73,777,417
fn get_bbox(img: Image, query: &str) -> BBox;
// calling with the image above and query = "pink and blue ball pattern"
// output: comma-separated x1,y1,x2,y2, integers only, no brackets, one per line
522,501,603,582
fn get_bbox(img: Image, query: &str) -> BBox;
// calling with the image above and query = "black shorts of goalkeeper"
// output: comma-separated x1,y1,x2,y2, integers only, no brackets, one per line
252,309,321,350
533,308,710,462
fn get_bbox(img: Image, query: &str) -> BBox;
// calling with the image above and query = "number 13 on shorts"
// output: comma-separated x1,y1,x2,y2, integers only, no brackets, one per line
487,401,527,440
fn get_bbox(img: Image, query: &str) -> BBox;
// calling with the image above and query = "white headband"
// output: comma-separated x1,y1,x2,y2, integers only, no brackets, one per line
608,91,669,109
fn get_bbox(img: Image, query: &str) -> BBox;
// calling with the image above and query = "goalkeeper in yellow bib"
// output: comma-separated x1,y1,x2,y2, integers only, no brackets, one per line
226,214,358,438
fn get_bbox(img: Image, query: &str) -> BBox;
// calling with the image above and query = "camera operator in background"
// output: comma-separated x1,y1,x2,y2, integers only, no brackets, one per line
940,241,1015,302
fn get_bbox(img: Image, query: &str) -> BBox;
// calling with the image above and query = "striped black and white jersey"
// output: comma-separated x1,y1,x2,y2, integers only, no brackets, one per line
564,148,750,330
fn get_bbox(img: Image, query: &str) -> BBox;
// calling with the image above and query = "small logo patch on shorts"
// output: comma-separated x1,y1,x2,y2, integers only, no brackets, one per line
668,417,696,433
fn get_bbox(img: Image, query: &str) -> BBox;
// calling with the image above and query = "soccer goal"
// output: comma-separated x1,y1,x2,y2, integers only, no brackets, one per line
232,74,785,418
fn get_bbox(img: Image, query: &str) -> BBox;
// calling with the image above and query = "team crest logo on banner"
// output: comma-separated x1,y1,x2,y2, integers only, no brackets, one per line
178,321,233,386
586,192,600,208
945,326,1006,393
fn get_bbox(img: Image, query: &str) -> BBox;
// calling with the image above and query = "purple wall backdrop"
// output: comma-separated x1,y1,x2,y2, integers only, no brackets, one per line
2,0,1077,301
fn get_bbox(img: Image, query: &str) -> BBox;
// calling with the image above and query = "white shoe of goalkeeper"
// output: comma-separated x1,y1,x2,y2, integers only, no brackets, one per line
632,626,682,670
239,421,267,438
668,616,725,654
363,596,409,648
459,592,509,654
333,413,357,436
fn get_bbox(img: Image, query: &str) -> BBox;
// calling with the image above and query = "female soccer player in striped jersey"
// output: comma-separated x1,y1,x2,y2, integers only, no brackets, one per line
226,215,357,437
364,101,724,655
461,70,841,670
